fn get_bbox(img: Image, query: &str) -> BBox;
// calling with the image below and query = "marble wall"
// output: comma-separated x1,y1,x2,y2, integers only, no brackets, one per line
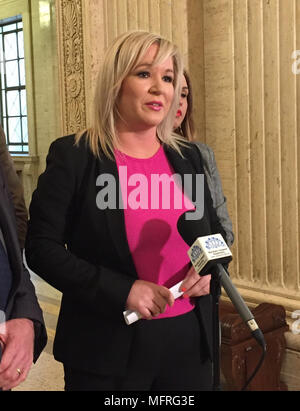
202,0,300,389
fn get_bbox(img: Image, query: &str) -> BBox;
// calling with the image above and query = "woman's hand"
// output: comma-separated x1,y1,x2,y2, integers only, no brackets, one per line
126,280,174,320
180,266,211,298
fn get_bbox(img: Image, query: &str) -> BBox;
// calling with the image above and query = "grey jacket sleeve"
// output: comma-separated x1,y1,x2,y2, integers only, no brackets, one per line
195,142,234,246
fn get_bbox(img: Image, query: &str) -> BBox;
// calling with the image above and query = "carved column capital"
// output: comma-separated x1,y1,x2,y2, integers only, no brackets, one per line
57,0,86,134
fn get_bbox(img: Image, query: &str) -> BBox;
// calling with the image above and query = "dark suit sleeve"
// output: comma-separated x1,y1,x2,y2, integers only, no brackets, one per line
0,160,47,362
0,126,28,248
25,138,135,317
9,264,47,362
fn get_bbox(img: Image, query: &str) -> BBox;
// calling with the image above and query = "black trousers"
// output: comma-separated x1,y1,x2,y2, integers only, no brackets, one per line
64,310,213,391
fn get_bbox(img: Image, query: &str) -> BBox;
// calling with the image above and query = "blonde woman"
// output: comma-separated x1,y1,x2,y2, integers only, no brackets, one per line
26,31,225,391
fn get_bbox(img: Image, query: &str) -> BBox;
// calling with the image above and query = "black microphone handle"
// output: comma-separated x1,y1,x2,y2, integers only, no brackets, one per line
217,264,255,324
217,264,266,350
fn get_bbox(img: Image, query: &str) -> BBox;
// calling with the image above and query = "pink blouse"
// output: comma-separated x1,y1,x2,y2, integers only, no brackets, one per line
115,145,195,319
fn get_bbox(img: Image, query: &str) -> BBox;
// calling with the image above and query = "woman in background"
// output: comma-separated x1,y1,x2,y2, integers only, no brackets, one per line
174,70,234,246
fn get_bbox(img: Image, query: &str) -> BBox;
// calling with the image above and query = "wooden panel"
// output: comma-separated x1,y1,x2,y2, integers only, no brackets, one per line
148,0,160,34
209,0,300,307
159,0,172,41
137,0,149,31
171,0,188,61
232,0,252,281
116,0,128,35
105,0,118,45
127,0,138,31
248,0,267,284
263,0,283,287
203,0,233,147
296,0,300,292
186,0,205,143
279,0,299,290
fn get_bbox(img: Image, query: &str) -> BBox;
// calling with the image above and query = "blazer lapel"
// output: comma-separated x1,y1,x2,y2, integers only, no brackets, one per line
164,144,213,236
97,155,137,278
163,144,197,203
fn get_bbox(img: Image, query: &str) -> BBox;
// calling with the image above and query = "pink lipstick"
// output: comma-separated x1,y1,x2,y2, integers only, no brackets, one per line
146,101,163,111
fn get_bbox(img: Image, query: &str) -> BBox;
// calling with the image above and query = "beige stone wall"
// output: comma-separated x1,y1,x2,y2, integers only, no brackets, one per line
202,0,300,389
202,0,300,320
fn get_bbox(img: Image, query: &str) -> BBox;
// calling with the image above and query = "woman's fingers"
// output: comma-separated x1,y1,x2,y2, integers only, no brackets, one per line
180,266,199,292
158,286,174,308
180,267,211,297
126,280,174,319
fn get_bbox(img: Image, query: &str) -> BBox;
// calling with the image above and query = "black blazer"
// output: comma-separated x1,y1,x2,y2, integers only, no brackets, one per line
0,164,46,362
25,134,225,376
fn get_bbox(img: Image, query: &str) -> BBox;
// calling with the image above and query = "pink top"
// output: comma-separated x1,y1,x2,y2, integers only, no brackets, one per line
115,145,195,319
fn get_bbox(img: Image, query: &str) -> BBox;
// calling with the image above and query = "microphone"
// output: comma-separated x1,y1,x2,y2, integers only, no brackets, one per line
177,213,266,348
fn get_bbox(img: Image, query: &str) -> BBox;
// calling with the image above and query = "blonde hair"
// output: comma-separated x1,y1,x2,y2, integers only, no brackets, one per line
75,30,186,159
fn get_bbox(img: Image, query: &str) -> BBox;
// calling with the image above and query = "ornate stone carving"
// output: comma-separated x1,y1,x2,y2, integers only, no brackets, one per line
59,0,86,133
